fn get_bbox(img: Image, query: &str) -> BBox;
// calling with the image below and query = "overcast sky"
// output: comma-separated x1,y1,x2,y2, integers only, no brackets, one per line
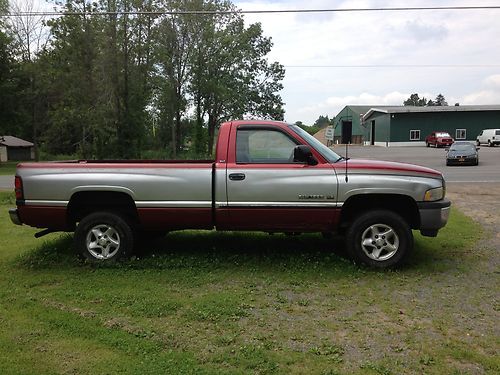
234,0,500,124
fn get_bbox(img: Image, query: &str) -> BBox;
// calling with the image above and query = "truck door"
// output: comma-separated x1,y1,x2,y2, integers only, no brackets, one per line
221,125,339,231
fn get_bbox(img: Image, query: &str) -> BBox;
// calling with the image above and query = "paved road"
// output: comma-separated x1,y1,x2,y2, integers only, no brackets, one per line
0,175,13,190
0,146,498,189
333,145,500,183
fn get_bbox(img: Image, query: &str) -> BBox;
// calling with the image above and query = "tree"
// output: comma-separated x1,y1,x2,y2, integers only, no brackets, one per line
189,1,284,152
7,0,52,159
0,0,34,141
314,115,332,128
434,93,448,106
2,0,285,159
403,93,427,106
0,1,16,136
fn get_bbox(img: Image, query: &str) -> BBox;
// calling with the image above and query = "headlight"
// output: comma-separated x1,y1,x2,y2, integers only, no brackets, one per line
424,187,444,201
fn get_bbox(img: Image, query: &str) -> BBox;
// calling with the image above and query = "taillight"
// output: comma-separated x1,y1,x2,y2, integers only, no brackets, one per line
15,176,24,200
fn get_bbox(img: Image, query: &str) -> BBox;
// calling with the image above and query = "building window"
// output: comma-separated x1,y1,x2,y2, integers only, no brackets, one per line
410,130,420,141
456,129,466,140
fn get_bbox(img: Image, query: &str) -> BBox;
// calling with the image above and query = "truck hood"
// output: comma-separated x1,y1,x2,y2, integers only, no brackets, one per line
335,159,442,178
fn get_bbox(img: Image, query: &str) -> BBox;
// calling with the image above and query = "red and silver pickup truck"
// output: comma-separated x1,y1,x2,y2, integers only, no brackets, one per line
9,120,450,268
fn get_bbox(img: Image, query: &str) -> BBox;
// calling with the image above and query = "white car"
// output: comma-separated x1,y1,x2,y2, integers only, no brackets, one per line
476,129,500,147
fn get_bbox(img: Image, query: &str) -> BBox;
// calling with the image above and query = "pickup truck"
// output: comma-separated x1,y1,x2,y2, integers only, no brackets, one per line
9,120,451,268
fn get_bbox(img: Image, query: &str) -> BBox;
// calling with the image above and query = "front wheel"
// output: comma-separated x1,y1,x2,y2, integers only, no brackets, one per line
74,211,134,262
346,210,413,268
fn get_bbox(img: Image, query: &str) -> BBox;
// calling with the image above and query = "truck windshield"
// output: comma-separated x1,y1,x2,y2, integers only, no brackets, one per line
289,125,342,163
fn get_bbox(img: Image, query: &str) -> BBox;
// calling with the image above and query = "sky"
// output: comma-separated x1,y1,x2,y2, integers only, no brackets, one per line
233,0,500,125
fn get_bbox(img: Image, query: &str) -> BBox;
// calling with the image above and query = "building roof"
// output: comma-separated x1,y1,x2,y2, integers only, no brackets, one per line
339,105,394,116
363,105,500,121
0,136,34,147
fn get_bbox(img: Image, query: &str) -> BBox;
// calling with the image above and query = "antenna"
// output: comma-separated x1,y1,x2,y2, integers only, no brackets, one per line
345,142,349,183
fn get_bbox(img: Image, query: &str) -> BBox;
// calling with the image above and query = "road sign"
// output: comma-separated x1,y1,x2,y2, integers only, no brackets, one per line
325,126,334,141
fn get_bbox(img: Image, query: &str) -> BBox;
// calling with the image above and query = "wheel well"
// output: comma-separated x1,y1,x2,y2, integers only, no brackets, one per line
339,194,419,230
67,191,138,227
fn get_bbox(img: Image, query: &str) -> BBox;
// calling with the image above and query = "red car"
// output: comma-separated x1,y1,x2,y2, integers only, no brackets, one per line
425,131,454,147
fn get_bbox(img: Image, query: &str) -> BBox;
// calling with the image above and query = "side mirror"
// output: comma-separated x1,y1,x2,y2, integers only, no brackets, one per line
293,145,318,165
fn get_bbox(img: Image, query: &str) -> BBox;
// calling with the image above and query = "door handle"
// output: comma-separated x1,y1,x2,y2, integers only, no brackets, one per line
229,173,246,181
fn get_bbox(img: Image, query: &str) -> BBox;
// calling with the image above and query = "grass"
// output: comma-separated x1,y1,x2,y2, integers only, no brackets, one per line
0,191,498,374
0,161,17,175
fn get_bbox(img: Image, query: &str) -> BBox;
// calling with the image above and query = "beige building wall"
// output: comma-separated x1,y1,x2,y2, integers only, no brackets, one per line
0,146,7,162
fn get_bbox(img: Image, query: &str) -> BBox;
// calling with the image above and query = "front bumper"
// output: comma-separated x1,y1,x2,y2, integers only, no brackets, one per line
9,208,22,226
446,156,477,165
417,198,451,237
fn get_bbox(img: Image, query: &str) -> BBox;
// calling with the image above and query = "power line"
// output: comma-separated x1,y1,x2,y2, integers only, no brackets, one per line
1,6,500,18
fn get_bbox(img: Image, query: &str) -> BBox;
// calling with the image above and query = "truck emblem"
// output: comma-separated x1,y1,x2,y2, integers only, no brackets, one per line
299,194,324,200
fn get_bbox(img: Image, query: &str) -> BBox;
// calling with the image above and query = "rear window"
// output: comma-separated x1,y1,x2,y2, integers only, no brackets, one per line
496,130,500,135
436,132,451,137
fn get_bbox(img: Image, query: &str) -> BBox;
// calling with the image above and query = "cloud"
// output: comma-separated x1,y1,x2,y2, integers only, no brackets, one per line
401,20,449,43
234,0,500,123
292,91,429,123
484,74,500,88
460,74,500,104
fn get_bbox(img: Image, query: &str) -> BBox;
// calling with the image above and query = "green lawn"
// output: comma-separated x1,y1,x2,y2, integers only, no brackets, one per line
0,191,498,374
0,161,17,175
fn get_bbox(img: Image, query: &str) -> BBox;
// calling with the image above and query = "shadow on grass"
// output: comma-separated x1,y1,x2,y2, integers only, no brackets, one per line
16,231,356,274
15,225,481,276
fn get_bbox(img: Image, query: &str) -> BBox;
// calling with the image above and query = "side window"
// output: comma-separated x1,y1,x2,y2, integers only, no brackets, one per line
410,130,421,141
236,129,298,163
456,129,466,140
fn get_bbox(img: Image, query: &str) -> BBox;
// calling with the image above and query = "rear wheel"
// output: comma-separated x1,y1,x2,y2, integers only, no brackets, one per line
346,210,413,268
426,142,430,147
74,211,134,262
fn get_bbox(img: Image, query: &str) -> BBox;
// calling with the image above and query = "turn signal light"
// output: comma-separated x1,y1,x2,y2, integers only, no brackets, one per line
14,176,24,200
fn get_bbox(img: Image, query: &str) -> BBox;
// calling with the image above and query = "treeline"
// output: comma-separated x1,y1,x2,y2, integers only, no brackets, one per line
0,0,285,159
403,93,454,107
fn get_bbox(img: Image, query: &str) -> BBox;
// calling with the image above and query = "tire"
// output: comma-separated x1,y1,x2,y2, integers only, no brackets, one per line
74,211,134,262
488,140,493,147
346,210,413,268
476,140,480,146
426,142,430,148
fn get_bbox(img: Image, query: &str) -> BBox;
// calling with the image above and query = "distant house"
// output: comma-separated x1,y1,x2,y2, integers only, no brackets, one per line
0,136,35,161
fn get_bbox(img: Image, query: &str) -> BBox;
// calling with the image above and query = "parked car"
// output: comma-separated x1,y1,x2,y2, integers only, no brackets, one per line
446,141,479,166
426,131,454,147
476,129,500,147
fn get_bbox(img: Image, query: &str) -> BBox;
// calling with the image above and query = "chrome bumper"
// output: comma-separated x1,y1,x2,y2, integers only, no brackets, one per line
9,208,22,226
417,199,451,237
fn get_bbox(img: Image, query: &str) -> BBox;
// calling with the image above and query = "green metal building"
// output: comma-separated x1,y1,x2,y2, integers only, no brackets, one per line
332,105,500,146
332,106,382,144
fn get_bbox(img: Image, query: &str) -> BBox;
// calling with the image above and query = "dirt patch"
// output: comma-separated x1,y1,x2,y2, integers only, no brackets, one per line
447,183,500,244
